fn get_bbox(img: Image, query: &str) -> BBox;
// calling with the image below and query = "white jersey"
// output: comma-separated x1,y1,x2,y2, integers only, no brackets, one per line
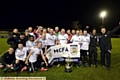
26,40,37,49
15,47,29,60
38,39,48,48
81,35,90,50
29,47,43,62
70,35,82,44
58,34,68,44
46,33,57,45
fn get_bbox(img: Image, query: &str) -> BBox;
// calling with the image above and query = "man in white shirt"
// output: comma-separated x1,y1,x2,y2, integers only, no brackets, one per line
14,43,29,75
70,30,82,44
46,28,57,49
26,35,37,49
25,41,48,72
80,29,90,67
58,28,68,44
34,34,48,54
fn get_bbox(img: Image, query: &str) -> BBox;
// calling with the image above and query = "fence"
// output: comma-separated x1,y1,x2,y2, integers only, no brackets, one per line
0,29,24,38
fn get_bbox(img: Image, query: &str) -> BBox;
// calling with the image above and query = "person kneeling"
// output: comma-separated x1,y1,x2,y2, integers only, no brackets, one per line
0,47,15,74
25,42,48,73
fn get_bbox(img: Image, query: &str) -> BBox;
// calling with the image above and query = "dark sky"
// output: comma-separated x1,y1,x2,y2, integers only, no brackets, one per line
0,0,120,30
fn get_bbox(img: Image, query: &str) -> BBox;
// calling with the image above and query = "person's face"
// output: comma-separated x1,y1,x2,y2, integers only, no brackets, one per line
79,30,82,35
61,29,65,34
38,42,42,48
20,35,25,39
47,28,50,32
92,30,96,35
25,32,29,36
72,30,75,34
13,29,18,33
101,28,106,34
67,30,70,34
83,30,87,35
55,27,59,32
8,48,14,54
18,44,23,49
76,30,80,35
30,37,34,41
50,29,53,34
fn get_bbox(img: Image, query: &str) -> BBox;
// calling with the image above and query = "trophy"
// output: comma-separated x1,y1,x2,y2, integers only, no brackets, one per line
64,54,72,73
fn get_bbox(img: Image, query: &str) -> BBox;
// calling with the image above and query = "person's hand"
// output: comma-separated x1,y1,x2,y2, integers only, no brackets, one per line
79,42,82,44
10,64,13,67
7,65,11,68
25,60,28,65
22,58,26,62
45,63,48,67
119,22,120,25
13,35,16,37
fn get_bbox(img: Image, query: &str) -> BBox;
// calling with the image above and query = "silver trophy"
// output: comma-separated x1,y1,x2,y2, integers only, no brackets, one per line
64,54,72,73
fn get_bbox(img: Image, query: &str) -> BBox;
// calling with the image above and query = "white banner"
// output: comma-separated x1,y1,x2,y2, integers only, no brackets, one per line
46,44,80,65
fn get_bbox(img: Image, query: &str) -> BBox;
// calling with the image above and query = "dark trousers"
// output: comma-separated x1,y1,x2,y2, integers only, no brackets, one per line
14,60,26,71
89,47,97,65
28,61,38,72
100,50,111,67
80,50,88,63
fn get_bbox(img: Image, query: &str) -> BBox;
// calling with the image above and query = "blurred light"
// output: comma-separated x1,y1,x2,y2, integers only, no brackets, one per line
100,11,106,18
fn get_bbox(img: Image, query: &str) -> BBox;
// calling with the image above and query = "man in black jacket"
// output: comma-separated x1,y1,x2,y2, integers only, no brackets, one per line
99,22,120,69
7,33,19,50
89,29,98,67
18,33,27,47
1,47,15,74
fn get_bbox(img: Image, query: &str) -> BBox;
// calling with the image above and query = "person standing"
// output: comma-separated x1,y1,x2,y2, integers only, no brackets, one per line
99,22,120,70
80,29,90,67
89,29,98,67
58,28,68,44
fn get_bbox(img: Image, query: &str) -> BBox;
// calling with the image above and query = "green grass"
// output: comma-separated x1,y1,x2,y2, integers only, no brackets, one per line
0,38,120,80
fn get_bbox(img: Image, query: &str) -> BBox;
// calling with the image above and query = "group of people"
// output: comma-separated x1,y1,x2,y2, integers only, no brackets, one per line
0,22,120,75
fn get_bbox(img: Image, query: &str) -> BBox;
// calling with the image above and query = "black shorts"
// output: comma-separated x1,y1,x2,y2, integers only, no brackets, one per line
80,50,88,57
42,48,45,53
47,45,54,49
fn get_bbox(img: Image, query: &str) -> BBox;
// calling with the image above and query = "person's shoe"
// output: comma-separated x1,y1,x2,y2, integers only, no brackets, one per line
94,64,98,67
101,65,106,67
28,67,32,73
41,67,48,71
78,61,82,67
84,63,88,67
21,66,27,72
15,71,19,76
3,69,7,74
89,64,91,67
35,68,38,71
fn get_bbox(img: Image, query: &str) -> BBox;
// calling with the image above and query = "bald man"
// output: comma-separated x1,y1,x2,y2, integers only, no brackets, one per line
99,22,120,70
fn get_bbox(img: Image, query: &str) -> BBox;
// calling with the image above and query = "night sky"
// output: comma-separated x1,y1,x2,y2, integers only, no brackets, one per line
0,0,120,30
